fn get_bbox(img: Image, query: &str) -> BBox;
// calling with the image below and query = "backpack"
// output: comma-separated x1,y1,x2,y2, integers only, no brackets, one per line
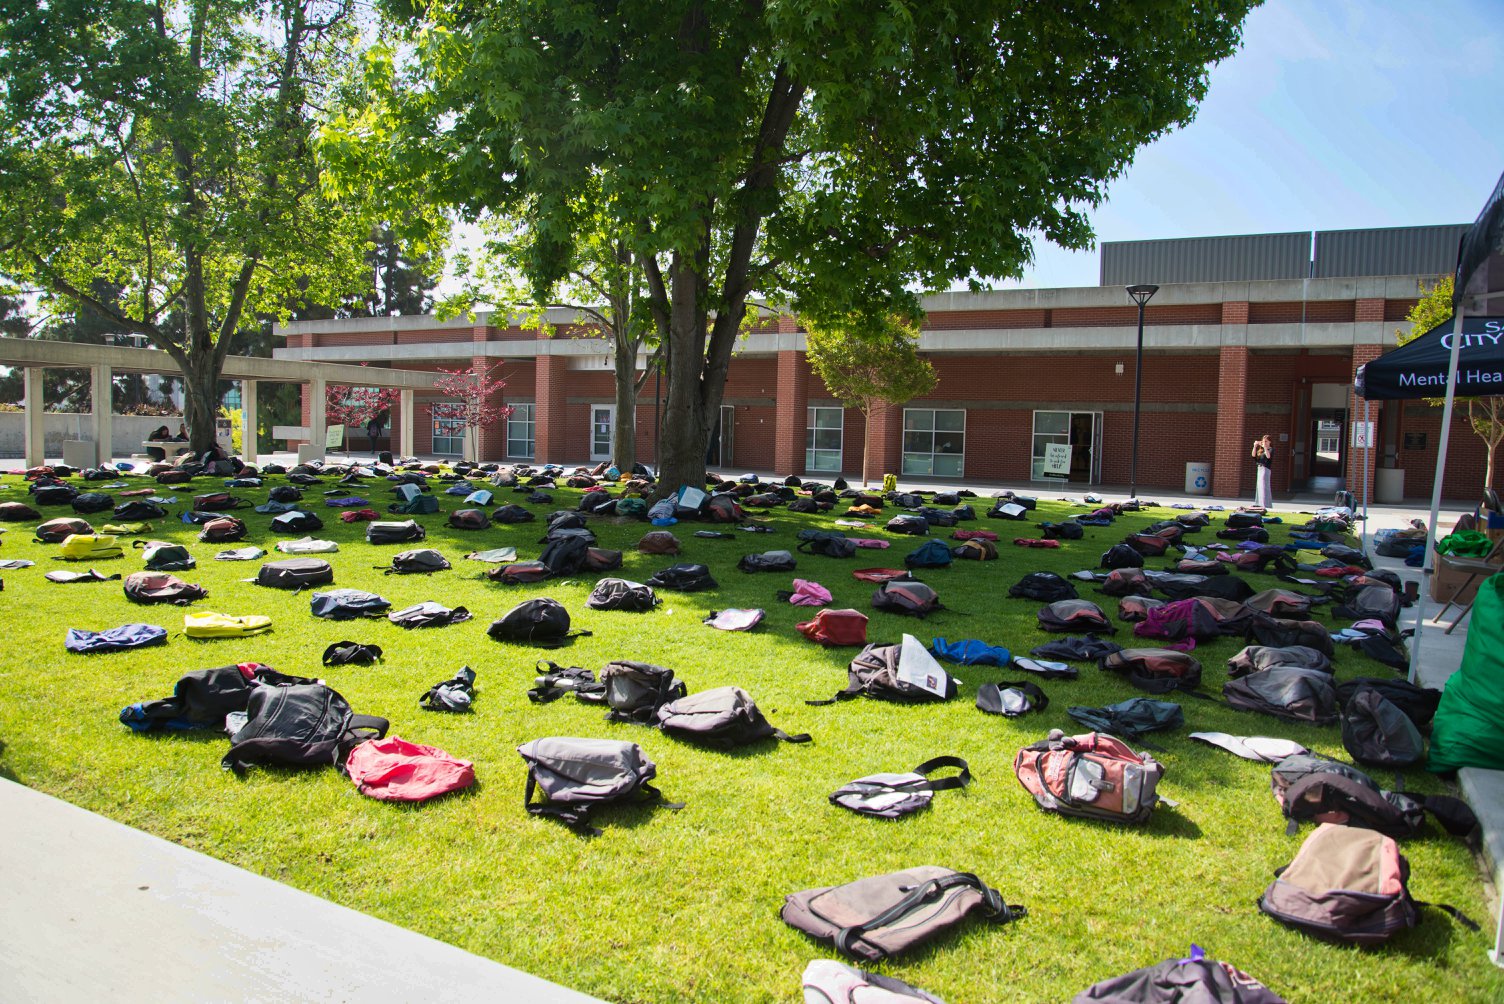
1223,667,1338,724
1100,649,1203,694
1333,678,1440,732
815,641,957,704
587,578,659,612
1226,512,1264,529
182,611,272,638
1218,526,1270,543
1333,584,1402,626
418,666,478,712
885,515,929,535
113,500,165,521
1100,544,1144,569
388,601,472,629
1123,533,1171,557
904,539,953,569
736,549,797,573
1321,543,1372,569
65,622,169,654
599,660,687,722
193,492,247,511
931,637,1011,666
33,484,80,505
1245,615,1333,656
71,492,115,514
798,534,859,559
221,683,388,774
345,736,475,803
367,519,425,544
801,963,947,1004
0,501,41,521
1340,685,1425,768
119,664,317,731
795,608,869,646
1244,589,1314,619
1258,824,1477,945
828,756,972,819
703,495,744,523
647,563,717,592
486,561,553,585
871,580,941,618
976,681,1049,717
655,685,810,747
1008,571,1079,602
1013,731,1165,824
489,503,533,524
448,508,491,530
322,641,384,666
1037,599,1113,633
539,535,591,576
1039,520,1084,541
1116,595,1165,622
310,588,392,620
781,866,1022,962
1071,951,1287,1004
271,511,324,533
389,494,440,515
275,536,338,555
1133,597,1244,642
1227,644,1331,678
59,533,125,561
1066,698,1185,741
254,557,334,590
989,502,1029,520
385,548,450,575
950,538,998,561
488,597,587,648
517,737,678,835
268,486,302,503
198,516,246,543
1159,572,1255,603
637,530,681,554
123,571,208,606
615,497,648,519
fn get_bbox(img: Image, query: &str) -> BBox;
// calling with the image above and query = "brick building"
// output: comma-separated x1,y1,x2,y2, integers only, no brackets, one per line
277,224,1492,502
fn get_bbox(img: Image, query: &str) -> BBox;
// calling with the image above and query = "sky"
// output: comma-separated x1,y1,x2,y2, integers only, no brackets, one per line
1002,0,1504,289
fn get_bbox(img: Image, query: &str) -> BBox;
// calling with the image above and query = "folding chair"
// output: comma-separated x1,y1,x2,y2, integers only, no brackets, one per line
1435,534,1504,634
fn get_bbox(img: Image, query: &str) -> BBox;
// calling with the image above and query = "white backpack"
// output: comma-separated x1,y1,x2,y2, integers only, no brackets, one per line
275,536,340,555
802,960,944,1003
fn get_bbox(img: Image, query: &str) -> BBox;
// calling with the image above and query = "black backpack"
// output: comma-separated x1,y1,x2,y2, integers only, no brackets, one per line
387,548,451,574
1245,615,1334,656
367,519,426,544
268,486,302,503
388,601,472,629
33,484,79,506
493,503,536,523
310,588,392,621
1223,667,1338,724
1039,520,1084,540
322,641,384,666
1100,544,1143,569
871,580,941,618
885,515,929,535
488,598,588,648
271,510,324,533
71,492,114,514
113,500,166,521
600,660,688,723
1333,677,1440,731
812,642,956,704
120,665,317,731
587,578,660,612
647,563,718,592
1340,685,1426,768
1274,764,1424,839
904,540,953,569
798,533,858,559
540,535,591,576
221,683,388,774
737,550,798,573
1007,571,1077,602
655,686,811,747
1333,584,1402,626
254,558,334,590
1037,599,1113,633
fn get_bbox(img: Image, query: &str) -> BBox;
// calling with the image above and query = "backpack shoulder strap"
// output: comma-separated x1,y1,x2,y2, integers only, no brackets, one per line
831,872,1023,960
911,755,971,791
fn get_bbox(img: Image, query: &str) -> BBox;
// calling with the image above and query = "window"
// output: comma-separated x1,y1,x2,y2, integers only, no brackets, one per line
901,409,965,477
431,414,464,456
507,403,535,459
806,406,843,472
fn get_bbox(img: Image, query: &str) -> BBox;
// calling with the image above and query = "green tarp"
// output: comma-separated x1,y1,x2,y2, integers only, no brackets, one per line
1428,571,1504,772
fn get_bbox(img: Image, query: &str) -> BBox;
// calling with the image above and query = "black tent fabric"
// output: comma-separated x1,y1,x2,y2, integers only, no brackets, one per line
1456,170,1504,303
1355,314,1504,400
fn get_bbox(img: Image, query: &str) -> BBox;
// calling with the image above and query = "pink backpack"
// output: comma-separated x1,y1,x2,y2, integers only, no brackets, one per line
345,736,475,802
789,579,832,606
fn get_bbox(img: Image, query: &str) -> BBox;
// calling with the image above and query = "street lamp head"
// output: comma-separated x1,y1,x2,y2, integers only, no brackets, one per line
1126,284,1159,307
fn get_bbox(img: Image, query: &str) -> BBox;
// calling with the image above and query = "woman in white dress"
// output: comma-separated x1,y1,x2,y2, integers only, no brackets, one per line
1251,434,1273,509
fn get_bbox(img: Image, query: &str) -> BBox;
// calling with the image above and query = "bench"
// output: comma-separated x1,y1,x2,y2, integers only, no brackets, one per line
142,441,192,459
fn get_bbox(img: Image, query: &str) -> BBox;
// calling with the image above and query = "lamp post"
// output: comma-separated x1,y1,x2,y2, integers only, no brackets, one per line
1125,284,1159,500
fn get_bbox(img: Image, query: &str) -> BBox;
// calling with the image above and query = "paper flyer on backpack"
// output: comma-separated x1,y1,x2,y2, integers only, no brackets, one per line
898,634,949,697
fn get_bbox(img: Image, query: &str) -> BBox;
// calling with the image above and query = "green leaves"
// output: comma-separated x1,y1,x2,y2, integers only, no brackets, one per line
805,309,936,413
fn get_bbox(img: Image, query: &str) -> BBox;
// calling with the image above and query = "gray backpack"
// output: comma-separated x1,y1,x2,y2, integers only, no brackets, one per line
781,865,1024,962
654,686,811,747
1226,645,1331,678
829,756,971,819
1223,667,1338,724
386,548,451,575
516,737,680,835
600,661,687,723
1340,685,1425,768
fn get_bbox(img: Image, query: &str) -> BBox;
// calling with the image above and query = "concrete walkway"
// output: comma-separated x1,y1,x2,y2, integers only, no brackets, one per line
0,779,604,1003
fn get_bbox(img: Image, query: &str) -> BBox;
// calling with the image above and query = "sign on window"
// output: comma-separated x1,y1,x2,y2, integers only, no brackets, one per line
1042,442,1072,476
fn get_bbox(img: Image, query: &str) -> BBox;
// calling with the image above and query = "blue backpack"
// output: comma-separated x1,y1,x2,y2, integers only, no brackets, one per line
931,638,1011,666
904,539,953,569
66,623,169,654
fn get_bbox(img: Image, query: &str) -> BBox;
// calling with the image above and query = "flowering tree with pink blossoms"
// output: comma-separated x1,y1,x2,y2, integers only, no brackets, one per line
428,362,511,461
325,363,402,452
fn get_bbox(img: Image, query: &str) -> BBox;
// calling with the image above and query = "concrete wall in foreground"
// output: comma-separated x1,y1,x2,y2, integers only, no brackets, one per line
0,413,173,459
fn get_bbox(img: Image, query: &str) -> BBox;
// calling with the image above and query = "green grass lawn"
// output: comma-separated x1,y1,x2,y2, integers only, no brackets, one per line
0,470,1498,1003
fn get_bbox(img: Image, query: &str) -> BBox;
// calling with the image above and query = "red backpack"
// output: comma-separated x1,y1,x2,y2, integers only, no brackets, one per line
1013,731,1165,824
796,608,869,646
345,736,475,802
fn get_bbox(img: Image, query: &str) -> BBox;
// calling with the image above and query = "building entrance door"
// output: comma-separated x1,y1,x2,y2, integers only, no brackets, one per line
590,405,614,462
1032,410,1102,483
705,405,734,467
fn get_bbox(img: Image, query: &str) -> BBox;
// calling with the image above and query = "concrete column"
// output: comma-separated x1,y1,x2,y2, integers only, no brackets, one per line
773,350,808,476
309,376,327,457
240,379,258,463
23,366,45,468
1212,346,1250,498
399,389,415,458
90,364,113,466
1347,345,1384,502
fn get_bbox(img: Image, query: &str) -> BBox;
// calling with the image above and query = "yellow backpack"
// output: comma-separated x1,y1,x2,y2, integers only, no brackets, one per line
101,522,154,535
184,611,273,638
58,533,124,561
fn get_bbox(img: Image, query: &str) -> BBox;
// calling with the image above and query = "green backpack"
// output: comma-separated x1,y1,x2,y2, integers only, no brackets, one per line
390,495,440,515
616,497,648,519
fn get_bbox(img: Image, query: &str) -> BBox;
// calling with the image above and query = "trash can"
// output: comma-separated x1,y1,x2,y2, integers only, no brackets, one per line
1375,468,1404,504
1184,461,1212,496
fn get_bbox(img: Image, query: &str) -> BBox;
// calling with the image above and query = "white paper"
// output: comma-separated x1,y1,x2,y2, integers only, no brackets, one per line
898,633,950,697
677,486,707,509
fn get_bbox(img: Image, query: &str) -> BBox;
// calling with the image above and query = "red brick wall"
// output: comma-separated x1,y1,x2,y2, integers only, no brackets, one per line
923,309,1048,330
1399,403,1496,500
774,350,809,474
1213,347,1250,497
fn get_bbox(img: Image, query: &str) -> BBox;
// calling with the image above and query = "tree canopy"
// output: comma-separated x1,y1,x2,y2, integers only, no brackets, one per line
0,1,438,451
344,0,1256,486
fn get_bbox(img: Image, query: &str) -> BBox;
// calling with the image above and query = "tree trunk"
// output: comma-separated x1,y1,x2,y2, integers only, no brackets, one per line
655,257,711,497
612,346,637,474
181,356,219,455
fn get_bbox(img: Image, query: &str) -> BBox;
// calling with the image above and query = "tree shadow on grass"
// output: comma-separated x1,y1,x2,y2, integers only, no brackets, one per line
0,739,19,784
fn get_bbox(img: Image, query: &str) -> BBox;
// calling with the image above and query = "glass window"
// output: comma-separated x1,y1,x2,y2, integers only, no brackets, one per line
432,413,465,456
901,409,964,477
805,406,843,472
507,403,535,459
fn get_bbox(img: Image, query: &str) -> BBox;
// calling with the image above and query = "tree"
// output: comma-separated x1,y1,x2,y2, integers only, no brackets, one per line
0,1,414,453
805,311,936,486
342,1,1255,494
428,362,510,462
1398,274,1504,488
325,363,401,452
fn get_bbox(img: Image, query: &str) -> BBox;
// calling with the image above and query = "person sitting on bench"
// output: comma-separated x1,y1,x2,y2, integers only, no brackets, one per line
146,425,172,462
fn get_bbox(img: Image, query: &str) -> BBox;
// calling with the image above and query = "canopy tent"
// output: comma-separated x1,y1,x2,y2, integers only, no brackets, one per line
1355,314,1504,400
